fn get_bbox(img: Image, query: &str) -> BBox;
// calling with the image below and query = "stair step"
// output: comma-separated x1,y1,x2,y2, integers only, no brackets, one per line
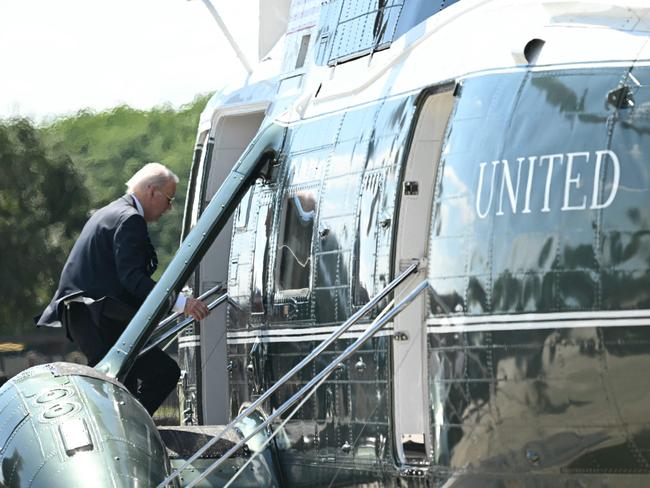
158,425,250,459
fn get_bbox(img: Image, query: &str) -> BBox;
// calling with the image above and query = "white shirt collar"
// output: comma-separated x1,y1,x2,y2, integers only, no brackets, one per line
130,193,144,217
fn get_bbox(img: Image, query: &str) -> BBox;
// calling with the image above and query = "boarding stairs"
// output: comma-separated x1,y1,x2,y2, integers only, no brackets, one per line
142,261,432,487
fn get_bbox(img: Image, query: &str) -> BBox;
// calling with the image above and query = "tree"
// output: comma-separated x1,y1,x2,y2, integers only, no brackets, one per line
0,95,210,335
43,95,210,277
0,119,89,334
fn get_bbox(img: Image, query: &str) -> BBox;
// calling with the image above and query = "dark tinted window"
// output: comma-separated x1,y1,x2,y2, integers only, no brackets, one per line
276,189,318,292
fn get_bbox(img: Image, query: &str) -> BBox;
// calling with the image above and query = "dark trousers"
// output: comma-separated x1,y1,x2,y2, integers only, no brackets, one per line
65,302,180,416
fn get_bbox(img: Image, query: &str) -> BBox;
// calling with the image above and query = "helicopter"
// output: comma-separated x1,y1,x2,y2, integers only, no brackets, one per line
3,0,650,486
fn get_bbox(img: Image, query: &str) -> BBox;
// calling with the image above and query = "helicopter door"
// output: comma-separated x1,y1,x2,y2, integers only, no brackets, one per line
392,88,454,465
195,110,266,425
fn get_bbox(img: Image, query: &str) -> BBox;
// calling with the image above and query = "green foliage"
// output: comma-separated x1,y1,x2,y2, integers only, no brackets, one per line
0,119,89,334
0,95,209,334
43,95,210,278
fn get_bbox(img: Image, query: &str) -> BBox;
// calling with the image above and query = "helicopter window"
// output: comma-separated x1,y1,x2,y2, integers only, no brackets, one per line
295,34,311,69
276,188,318,294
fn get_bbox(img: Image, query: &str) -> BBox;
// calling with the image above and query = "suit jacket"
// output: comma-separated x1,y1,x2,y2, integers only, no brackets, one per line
36,195,158,328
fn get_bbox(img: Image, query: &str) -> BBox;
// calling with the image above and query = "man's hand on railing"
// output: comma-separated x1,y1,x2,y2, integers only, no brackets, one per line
184,297,210,321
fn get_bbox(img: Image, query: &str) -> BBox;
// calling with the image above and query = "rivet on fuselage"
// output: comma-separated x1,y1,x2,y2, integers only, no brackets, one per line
394,332,409,341
526,449,541,465
355,357,367,373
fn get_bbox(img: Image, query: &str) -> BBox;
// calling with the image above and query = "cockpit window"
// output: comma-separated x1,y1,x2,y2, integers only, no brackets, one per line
276,188,318,294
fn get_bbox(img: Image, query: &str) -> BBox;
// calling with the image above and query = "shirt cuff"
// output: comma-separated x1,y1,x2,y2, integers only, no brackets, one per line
173,294,187,314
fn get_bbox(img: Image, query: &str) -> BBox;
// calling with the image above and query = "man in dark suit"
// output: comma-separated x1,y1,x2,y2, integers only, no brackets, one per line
36,162,208,415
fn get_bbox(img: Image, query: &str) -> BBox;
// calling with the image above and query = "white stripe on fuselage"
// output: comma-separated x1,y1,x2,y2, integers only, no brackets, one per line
427,309,650,334
227,328,394,344
225,309,650,344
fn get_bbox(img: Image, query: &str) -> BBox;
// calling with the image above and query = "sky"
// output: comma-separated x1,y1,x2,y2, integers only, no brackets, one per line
0,0,254,122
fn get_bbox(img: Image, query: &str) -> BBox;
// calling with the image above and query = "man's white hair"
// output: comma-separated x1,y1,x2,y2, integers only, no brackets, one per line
126,162,179,193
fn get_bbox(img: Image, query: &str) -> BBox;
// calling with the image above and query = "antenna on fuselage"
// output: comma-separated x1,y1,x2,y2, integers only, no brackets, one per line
190,0,254,75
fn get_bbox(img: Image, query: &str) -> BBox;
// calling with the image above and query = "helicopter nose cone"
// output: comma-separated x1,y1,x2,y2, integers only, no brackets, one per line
0,362,174,487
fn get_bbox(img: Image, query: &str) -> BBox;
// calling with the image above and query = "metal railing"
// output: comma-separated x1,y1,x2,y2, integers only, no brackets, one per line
188,277,430,487
96,121,287,382
139,285,227,357
158,261,421,487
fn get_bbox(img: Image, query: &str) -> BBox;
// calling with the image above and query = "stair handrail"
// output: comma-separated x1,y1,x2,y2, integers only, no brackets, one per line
139,292,228,357
96,120,287,382
185,277,431,488
158,261,420,487
144,284,225,345
151,283,225,337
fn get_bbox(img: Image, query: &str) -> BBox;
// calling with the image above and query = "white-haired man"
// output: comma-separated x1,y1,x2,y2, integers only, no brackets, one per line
36,163,209,415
